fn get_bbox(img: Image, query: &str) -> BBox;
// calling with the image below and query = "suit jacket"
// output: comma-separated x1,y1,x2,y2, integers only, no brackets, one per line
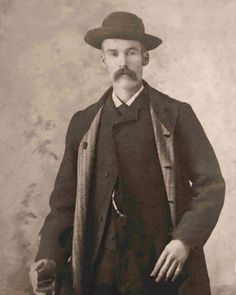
36,80,225,295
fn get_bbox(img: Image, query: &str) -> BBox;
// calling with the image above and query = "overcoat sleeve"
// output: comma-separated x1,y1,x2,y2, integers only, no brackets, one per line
35,112,80,266
172,102,225,250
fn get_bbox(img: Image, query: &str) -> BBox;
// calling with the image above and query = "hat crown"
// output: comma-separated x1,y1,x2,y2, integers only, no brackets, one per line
102,11,145,34
84,11,162,50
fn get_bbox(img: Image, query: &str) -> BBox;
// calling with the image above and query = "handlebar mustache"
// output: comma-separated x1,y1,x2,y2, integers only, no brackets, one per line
113,67,138,81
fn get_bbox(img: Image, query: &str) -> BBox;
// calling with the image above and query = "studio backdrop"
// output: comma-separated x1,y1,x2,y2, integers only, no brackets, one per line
0,1,235,294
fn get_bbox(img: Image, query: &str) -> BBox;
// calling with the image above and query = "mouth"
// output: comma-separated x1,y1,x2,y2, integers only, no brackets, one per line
120,73,131,76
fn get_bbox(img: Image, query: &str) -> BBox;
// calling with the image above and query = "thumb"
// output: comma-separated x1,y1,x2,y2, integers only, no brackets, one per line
34,259,47,273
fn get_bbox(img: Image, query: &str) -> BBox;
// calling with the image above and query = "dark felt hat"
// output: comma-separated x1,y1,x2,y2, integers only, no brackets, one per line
84,11,163,51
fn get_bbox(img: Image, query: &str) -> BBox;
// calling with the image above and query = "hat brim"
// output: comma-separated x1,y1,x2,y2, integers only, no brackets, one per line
84,27,162,51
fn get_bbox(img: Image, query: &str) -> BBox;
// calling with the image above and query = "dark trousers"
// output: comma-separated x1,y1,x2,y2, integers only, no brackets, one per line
90,247,181,295
87,208,181,295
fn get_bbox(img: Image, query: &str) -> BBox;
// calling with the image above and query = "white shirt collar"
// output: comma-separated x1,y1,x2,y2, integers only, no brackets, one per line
112,85,144,108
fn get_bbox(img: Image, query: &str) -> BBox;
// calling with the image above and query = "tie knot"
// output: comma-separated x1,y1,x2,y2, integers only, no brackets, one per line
117,103,129,115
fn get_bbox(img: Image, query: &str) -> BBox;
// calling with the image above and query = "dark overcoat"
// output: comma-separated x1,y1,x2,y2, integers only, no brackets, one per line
36,81,225,295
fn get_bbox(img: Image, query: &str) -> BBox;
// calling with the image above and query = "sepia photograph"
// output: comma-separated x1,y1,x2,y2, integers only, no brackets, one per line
0,1,235,294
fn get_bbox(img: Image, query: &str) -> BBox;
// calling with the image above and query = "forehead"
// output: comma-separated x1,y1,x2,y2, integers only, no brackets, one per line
102,39,143,51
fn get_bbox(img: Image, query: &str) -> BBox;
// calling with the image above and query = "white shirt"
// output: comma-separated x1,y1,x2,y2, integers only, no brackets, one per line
112,85,144,107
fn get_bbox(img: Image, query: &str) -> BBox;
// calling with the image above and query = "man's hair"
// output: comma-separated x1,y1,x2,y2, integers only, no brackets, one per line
140,43,147,53
101,40,147,53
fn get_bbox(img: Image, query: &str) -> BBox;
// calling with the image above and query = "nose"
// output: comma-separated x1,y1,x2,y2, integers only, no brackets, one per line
118,53,127,68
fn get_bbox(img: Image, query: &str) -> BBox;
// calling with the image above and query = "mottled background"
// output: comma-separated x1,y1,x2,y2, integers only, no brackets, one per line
0,0,235,294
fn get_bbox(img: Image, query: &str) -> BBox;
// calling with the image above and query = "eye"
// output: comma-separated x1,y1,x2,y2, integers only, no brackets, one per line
109,51,118,57
128,50,137,55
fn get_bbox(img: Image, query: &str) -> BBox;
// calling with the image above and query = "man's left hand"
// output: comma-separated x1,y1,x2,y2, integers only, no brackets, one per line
150,239,190,283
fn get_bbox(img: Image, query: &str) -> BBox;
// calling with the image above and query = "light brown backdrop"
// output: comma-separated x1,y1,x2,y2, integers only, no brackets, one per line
0,0,235,294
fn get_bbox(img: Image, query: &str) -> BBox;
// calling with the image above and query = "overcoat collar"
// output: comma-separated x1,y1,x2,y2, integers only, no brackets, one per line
81,80,178,135
145,81,177,134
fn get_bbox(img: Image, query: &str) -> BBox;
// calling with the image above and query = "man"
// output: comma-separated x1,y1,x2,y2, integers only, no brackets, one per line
30,11,225,295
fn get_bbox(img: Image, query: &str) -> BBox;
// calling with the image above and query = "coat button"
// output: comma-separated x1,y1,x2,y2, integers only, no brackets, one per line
164,165,172,169
99,216,103,222
82,141,88,149
104,171,110,178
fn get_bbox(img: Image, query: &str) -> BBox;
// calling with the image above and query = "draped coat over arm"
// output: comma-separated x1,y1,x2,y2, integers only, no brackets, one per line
36,81,225,295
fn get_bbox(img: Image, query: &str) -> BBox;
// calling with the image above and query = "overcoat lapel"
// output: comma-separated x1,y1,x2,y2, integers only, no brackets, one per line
72,83,178,295
150,105,177,228
72,105,104,294
148,85,178,228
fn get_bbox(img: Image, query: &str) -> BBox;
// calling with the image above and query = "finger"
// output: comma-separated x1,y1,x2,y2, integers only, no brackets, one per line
37,284,54,291
33,281,54,294
30,264,38,279
37,261,49,273
155,256,172,282
34,259,46,273
36,282,54,293
165,260,178,281
171,264,182,282
30,265,42,286
30,262,54,292
38,278,55,287
30,270,38,290
150,249,168,277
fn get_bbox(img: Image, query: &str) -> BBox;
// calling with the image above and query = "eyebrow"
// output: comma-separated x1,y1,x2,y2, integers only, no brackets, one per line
126,47,139,51
106,49,118,52
105,47,139,52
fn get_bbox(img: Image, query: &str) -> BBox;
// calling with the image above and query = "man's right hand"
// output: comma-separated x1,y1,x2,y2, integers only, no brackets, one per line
30,259,57,294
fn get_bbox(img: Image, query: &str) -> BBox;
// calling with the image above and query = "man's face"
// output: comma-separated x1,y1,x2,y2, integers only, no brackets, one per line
101,39,149,89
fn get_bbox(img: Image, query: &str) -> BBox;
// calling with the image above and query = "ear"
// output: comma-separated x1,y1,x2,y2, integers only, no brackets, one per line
142,51,149,66
101,52,107,68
